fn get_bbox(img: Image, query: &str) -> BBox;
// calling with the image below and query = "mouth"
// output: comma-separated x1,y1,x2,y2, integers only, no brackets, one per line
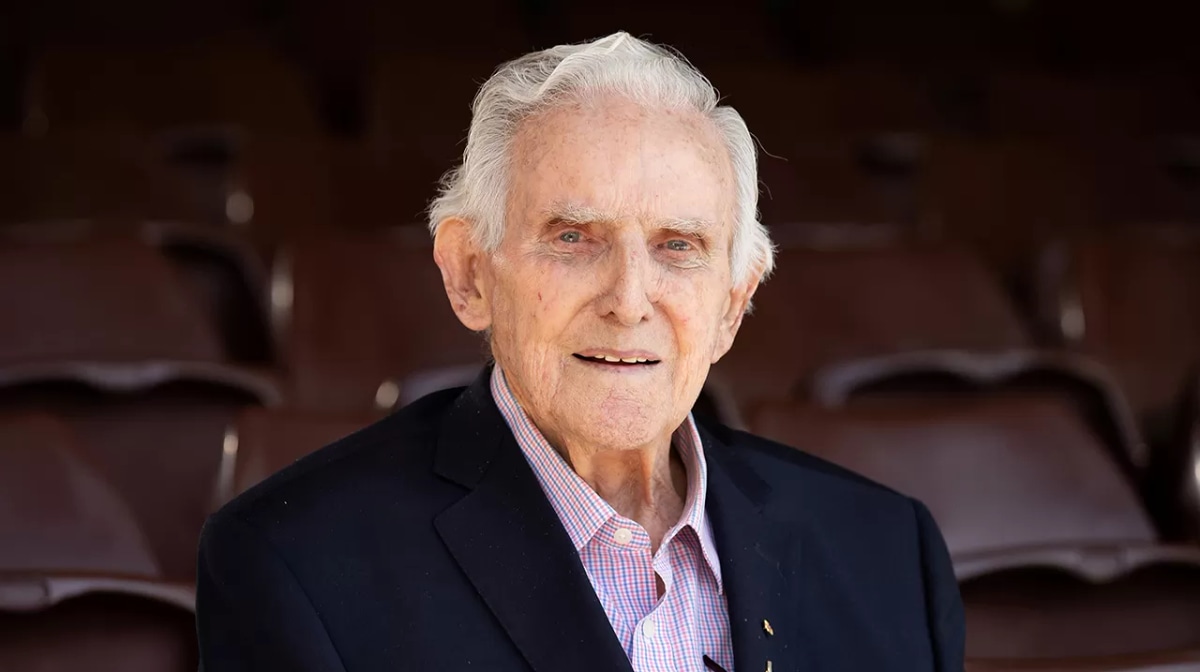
572,352,662,367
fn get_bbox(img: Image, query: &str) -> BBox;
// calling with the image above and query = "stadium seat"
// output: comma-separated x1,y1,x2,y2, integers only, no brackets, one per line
0,364,280,581
966,648,1200,671
0,238,225,365
0,412,196,672
962,562,1200,660
749,393,1155,561
712,243,1030,415
749,359,1200,660
1036,229,1200,442
811,349,1147,469
0,236,281,577
274,228,487,411
1,221,274,364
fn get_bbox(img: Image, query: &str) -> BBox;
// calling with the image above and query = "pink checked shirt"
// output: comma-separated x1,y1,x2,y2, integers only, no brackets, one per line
491,367,735,672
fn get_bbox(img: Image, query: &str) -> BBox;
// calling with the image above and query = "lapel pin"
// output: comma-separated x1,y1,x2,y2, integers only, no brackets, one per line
762,619,774,637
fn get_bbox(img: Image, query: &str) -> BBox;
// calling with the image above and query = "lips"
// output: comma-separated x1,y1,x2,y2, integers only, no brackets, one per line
572,351,662,365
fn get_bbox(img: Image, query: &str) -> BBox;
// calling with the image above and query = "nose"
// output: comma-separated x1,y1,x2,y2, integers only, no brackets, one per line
600,238,655,326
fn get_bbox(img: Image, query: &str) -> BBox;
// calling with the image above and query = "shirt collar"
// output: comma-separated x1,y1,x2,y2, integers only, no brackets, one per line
489,366,724,592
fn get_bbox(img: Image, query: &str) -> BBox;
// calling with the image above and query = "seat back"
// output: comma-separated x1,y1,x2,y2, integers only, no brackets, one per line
0,593,198,672
715,244,1029,412
0,367,277,580
812,349,1148,470
0,412,159,577
1039,232,1200,431
0,238,224,365
963,563,1200,659
277,229,487,411
749,394,1156,558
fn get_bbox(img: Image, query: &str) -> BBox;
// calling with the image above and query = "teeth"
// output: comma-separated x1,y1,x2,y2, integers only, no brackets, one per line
581,354,655,363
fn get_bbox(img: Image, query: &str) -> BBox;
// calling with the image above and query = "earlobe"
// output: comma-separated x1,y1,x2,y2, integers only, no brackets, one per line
711,272,762,363
432,218,493,332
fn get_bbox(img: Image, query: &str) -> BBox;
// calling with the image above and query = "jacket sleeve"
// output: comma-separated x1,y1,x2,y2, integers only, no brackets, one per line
912,498,967,672
196,511,347,672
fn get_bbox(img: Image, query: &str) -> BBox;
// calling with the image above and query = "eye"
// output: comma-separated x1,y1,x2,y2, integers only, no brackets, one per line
665,239,692,252
558,230,583,244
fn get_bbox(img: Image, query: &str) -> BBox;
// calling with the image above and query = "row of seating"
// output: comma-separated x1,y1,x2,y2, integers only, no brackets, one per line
4,131,1197,279
1,196,1197,669
8,363,1199,668
5,220,1194,448
1,223,1197,558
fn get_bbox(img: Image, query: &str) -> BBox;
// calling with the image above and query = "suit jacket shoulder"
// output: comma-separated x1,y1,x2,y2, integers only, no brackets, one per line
703,421,965,671
215,386,461,532
198,380,965,672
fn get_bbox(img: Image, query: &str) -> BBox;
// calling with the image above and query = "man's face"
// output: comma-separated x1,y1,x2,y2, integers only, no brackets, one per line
462,98,757,452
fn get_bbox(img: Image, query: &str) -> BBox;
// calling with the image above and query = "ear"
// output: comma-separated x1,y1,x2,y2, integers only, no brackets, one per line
711,268,763,363
433,217,493,332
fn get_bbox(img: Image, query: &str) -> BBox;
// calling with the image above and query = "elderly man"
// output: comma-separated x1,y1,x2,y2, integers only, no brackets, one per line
197,33,964,671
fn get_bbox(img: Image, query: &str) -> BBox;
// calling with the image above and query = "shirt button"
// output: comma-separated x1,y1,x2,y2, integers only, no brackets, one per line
613,528,633,545
642,618,657,640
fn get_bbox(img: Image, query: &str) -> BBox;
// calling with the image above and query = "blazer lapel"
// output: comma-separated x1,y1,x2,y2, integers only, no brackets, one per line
703,425,806,672
432,369,633,672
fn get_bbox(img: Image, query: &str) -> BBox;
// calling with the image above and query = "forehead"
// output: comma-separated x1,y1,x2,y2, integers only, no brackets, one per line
507,97,734,232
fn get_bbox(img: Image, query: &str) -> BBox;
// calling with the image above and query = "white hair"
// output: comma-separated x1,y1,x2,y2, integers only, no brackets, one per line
427,31,775,285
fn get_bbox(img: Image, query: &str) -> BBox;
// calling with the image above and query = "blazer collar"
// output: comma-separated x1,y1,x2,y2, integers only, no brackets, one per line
432,368,803,672
702,422,806,672
432,367,633,672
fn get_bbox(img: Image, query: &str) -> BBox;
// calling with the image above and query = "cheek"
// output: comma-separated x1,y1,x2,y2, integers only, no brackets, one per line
663,279,727,360
498,265,579,358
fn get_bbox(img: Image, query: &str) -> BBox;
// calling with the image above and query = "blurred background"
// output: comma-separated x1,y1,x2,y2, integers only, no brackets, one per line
1,0,1200,669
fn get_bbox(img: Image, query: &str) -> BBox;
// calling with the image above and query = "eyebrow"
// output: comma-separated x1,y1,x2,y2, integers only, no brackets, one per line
541,201,716,235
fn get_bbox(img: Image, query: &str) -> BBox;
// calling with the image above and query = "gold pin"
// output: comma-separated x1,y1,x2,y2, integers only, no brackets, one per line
762,619,774,636
765,661,773,672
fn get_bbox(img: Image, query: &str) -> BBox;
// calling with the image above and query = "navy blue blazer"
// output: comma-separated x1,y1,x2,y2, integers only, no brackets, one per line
196,369,965,671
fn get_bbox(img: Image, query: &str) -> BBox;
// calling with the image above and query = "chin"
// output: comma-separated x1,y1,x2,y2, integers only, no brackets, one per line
569,400,675,451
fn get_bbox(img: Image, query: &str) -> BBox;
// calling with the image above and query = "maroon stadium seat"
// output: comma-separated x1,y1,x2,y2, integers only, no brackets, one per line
275,228,487,411
1036,229,1200,442
966,648,1200,671
712,243,1030,414
811,349,1147,469
0,365,280,581
0,238,224,365
0,412,196,672
750,393,1156,561
749,382,1200,659
0,237,281,578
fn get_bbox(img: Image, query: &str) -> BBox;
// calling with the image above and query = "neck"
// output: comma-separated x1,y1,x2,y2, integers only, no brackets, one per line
559,435,687,552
